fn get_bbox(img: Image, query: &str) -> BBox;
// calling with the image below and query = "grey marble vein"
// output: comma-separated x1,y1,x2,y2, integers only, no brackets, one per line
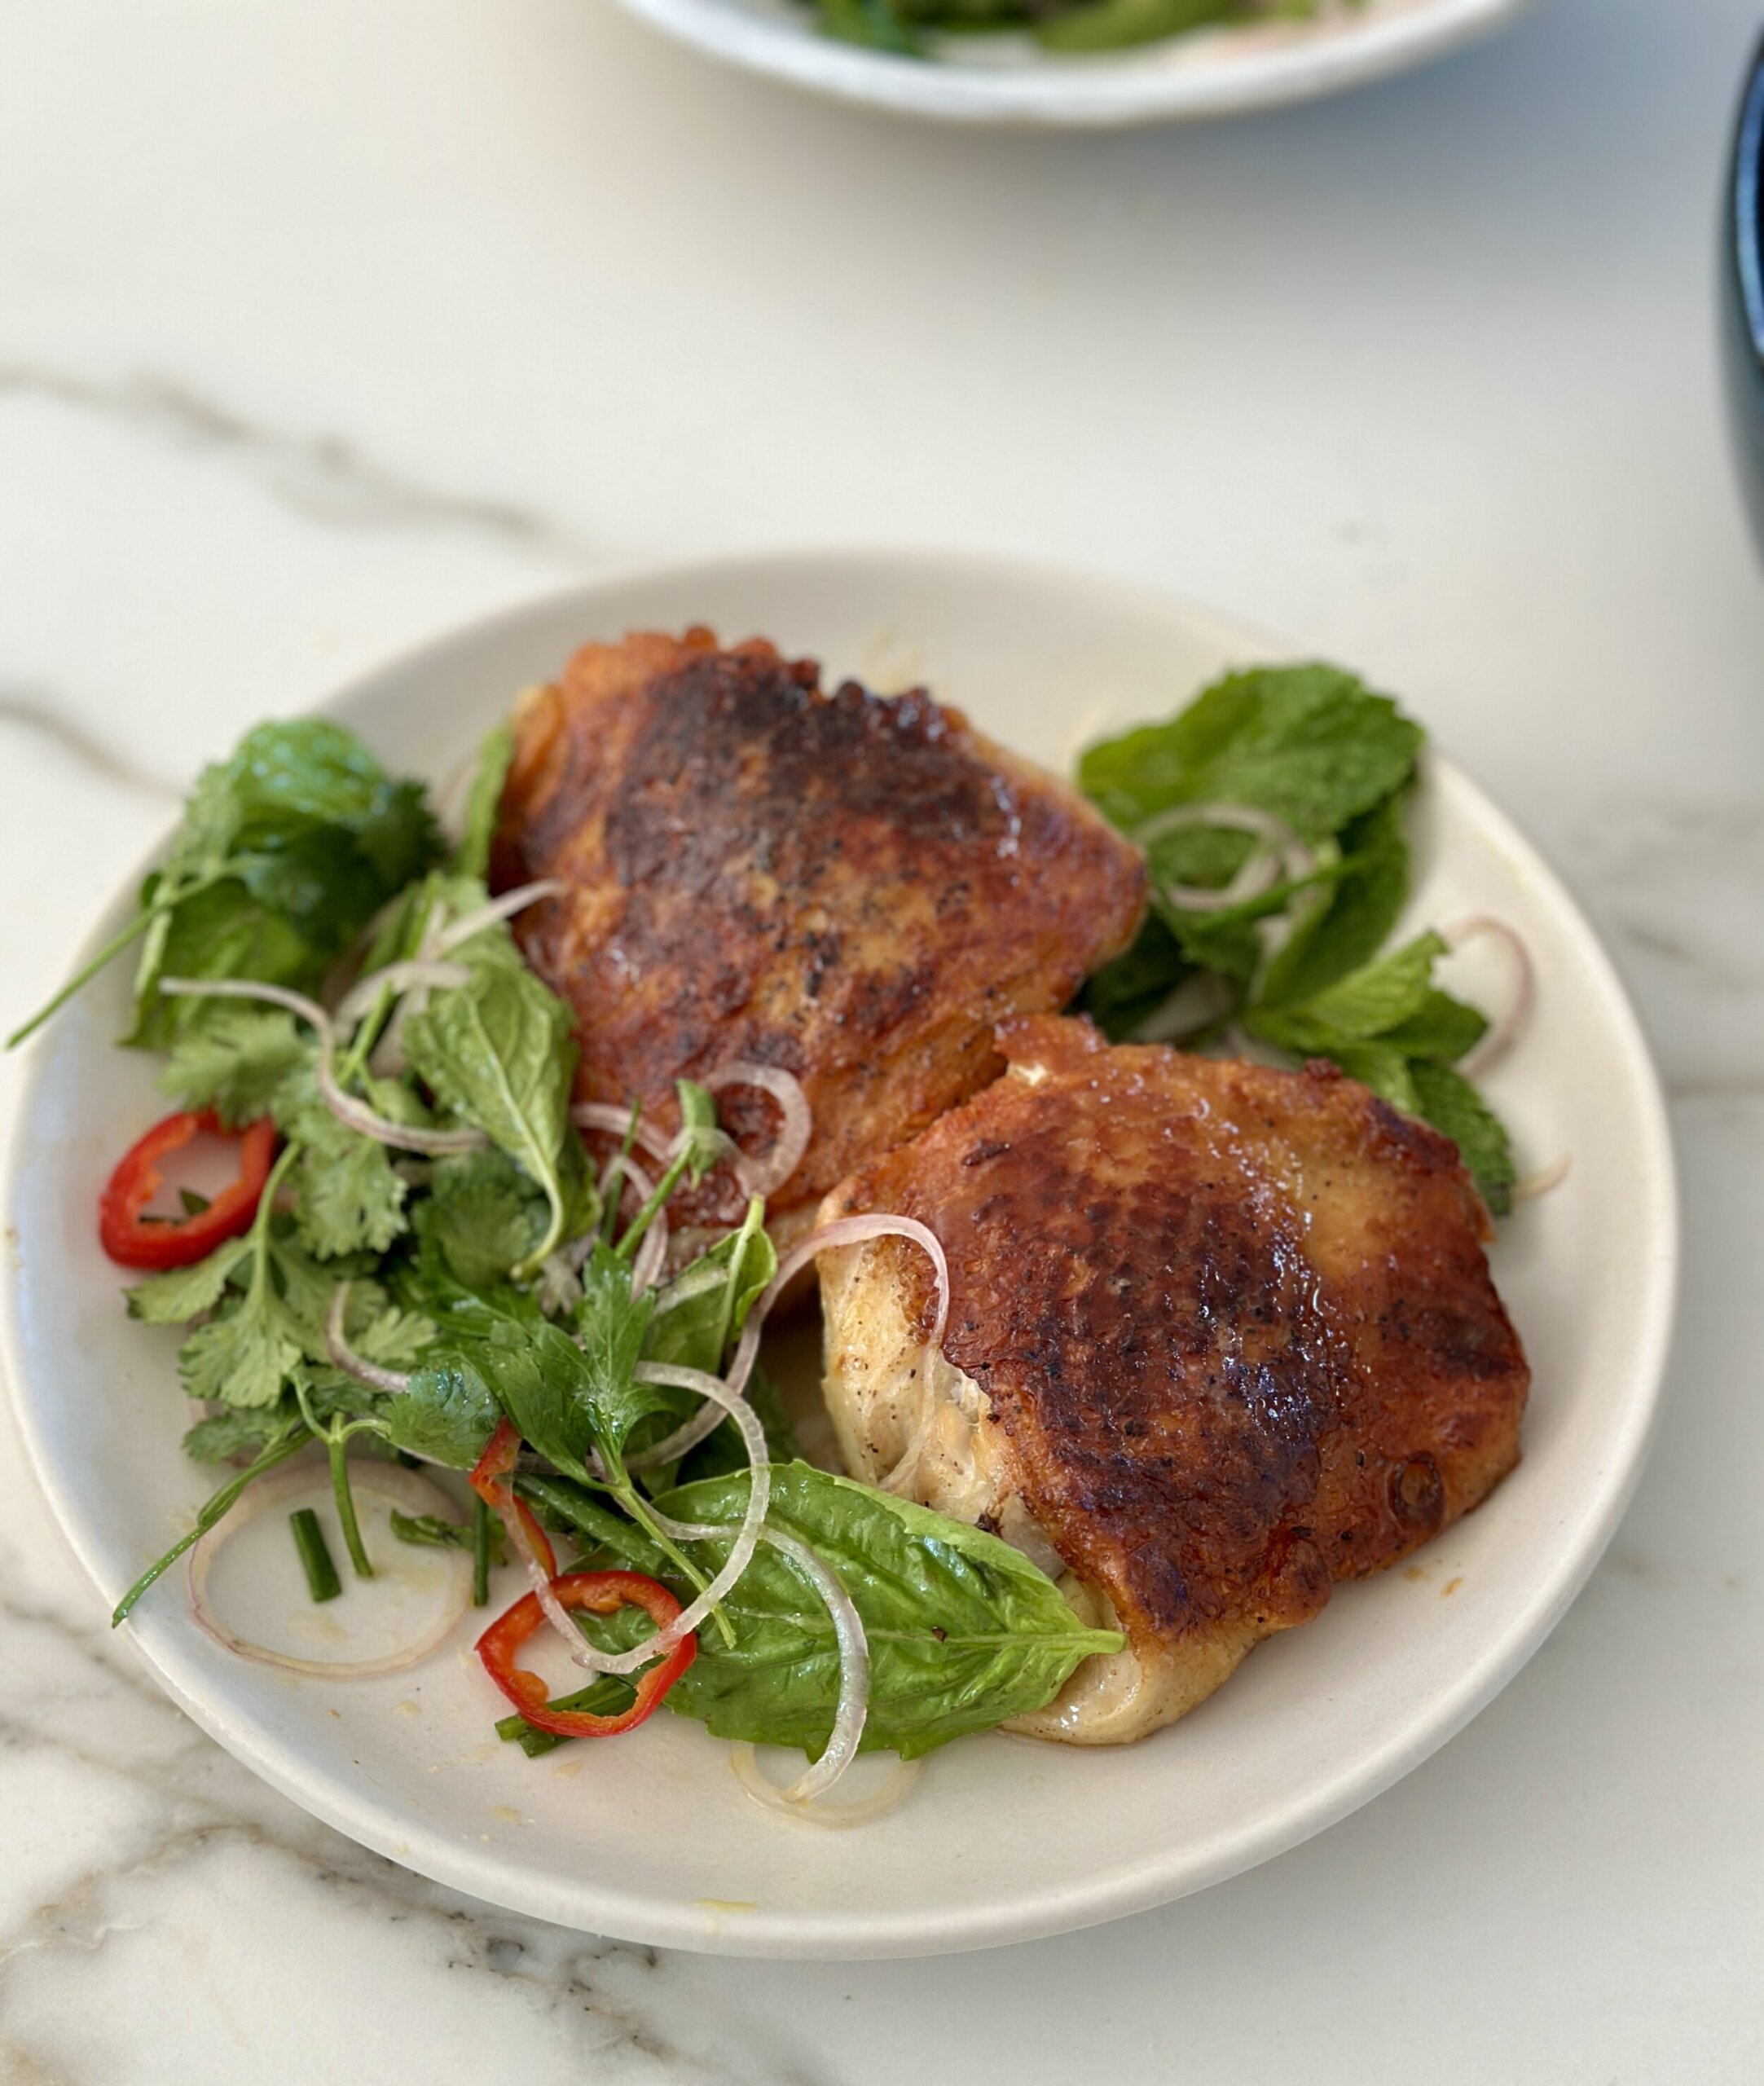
0,359,592,560
0,686,182,801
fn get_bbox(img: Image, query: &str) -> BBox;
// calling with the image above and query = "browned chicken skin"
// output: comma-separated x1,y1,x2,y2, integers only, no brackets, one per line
819,1015,1529,1742
490,631,1147,1238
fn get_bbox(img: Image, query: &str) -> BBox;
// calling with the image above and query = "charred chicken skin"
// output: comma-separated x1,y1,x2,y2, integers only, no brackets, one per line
818,1014,1529,1743
490,630,1147,1240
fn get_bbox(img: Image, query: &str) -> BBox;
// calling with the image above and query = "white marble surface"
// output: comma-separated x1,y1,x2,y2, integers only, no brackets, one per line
1,0,1762,2075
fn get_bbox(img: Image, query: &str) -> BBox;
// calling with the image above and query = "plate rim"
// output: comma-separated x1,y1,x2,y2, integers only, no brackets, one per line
610,0,1537,129
0,546,1679,1957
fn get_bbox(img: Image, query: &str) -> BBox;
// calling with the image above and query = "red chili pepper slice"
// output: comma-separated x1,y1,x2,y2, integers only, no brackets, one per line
476,1570,697,1738
99,1110,278,1270
468,1417,557,1581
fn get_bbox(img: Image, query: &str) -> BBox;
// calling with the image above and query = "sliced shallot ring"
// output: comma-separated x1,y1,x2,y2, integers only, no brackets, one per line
1513,1152,1573,1202
187,1463,472,1678
334,958,470,1029
1445,916,1536,1076
567,1362,771,1678
630,1210,670,1298
703,1064,813,1197
653,1509,869,1802
1133,803,1315,914
570,1103,676,1169
729,1213,949,1402
157,978,489,1156
433,879,567,957
729,1745,922,1829
323,1280,414,1396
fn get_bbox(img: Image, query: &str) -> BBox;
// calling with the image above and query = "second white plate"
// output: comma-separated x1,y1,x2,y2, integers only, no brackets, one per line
1,548,1675,1958
614,0,1534,129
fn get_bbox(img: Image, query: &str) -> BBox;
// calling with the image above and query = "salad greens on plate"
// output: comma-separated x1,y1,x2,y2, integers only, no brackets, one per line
10,658,1519,1812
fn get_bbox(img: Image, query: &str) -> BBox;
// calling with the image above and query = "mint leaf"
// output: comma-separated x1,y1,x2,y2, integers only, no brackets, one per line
454,724,514,882
1257,791,1410,1009
1248,931,1447,1055
401,962,577,1275
1410,1060,1517,1216
1079,663,1423,843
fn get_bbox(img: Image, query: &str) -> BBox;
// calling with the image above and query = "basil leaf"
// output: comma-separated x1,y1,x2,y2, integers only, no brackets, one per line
401,962,577,1275
646,1464,1124,1760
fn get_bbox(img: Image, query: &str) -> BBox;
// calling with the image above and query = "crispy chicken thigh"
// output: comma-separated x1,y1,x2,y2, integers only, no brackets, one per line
490,631,1146,1239
818,1015,1529,1743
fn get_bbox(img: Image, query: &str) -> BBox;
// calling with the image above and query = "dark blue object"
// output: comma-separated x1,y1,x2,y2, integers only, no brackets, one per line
1722,33,1764,554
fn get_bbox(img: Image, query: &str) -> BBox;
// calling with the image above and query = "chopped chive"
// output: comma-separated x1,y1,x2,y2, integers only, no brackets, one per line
328,1436,373,1580
290,1507,341,1603
494,1676,638,1758
473,1494,492,1608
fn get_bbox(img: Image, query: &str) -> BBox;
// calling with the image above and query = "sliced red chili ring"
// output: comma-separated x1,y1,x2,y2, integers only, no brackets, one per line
98,1109,277,1270
475,1569,696,1738
468,1417,558,1580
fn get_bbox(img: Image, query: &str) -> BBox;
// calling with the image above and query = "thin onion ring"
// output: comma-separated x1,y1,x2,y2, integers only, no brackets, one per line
704,1064,813,1198
187,1462,472,1678
567,1362,771,1679
1513,1152,1573,1202
158,979,489,1156
433,879,567,957
729,1745,921,1829
323,1280,414,1396
333,959,471,1031
1134,803,1315,913
653,1509,869,1802
570,1103,676,1168
1446,916,1536,1076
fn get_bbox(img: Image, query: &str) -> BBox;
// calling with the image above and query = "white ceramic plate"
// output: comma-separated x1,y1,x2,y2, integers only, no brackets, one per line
614,0,1533,129
1,549,1675,1959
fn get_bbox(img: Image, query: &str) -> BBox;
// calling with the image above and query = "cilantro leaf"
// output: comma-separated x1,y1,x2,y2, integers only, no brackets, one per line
125,1237,252,1324
183,1404,290,1463
288,1106,409,1258
384,1358,501,1469
178,1289,301,1409
157,1006,310,1124
428,1147,550,1287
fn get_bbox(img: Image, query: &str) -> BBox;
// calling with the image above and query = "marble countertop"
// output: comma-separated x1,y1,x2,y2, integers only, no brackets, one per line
2,0,1762,2077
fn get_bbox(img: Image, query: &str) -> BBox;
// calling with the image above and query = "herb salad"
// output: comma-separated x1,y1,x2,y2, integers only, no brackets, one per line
11,657,1526,1815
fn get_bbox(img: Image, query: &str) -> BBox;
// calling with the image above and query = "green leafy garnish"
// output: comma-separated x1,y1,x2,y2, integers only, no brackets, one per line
401,961,578,1278
1078,663,1519,1210
502,1463,1123,1762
